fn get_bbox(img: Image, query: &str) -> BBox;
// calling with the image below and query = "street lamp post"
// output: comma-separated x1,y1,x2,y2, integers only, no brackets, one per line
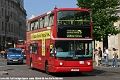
4,16,9,50
19,22,22,39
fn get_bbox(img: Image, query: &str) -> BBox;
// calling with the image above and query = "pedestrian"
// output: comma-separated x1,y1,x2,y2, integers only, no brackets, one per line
0,51,2,58
112,48,118,68
4,49,7,59
94,49,99,66
98,47,102,65
103,47,109,67
1,50,5,59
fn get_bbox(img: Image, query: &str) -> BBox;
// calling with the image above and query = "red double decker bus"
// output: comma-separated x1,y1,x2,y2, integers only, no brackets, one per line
26,7,93,74
15,40,26,53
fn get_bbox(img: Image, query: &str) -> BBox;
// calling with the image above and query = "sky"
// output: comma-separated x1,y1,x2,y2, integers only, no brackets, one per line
24,0,77,19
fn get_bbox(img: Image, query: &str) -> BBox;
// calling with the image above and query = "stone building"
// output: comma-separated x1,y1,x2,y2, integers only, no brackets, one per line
0,0,27,51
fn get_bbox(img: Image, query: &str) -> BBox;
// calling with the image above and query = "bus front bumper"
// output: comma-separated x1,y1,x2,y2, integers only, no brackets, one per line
53,66,93,72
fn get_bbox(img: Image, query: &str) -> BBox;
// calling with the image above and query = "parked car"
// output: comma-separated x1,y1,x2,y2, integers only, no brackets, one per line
22,52,26,59
7,48,23,65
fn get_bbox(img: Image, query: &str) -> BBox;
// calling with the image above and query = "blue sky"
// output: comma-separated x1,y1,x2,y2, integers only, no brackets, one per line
24,0,77,19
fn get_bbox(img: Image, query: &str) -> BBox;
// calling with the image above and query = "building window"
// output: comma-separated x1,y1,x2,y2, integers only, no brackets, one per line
2,8,3,16
11,24,13,32
11,12,12,18
14,24,15,33
13,3,14,8
29,43,38,54
8,11,9,16
5,10,6,17
4,0,6,5
2,22,4,31
9,23,10,32
8,1,9,6
11,2,12,7
1,0,3,4
6,23,8,32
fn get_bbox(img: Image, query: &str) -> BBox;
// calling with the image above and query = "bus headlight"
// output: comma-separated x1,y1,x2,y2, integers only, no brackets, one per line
87,62,90,65
59,62,63,66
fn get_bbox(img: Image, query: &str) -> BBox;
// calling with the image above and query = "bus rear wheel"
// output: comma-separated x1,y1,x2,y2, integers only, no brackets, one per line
45,62,50,74
30,60,34,70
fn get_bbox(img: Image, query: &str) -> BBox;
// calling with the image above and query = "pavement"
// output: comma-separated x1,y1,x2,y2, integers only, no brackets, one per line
0,58,8,75
93,59,120,68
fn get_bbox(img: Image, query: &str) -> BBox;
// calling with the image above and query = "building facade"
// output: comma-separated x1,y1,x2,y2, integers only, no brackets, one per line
0,0,27,51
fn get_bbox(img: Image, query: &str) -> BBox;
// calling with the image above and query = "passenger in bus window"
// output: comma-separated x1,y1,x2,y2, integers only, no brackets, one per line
56,45,63,52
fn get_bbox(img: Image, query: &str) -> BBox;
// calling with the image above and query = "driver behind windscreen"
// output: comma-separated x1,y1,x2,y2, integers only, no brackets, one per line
56,45,63,52
75,46,84,55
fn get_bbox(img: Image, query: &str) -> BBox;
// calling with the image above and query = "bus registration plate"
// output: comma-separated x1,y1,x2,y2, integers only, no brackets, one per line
71,69,79,71
79,61,84,64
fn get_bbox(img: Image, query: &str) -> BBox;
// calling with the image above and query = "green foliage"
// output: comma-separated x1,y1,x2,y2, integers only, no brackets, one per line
77,0,120,41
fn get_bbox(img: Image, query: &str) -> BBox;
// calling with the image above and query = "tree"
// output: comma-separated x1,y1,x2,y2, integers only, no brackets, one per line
77,0,120,41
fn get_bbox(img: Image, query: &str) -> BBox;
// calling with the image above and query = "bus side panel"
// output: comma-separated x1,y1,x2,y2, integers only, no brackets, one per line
26,32,31,66
34,40,44,70
26,43,30,66
39,39,49,71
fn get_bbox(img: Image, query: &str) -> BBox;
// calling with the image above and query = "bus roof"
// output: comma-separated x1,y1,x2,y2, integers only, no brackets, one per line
27,7,90,22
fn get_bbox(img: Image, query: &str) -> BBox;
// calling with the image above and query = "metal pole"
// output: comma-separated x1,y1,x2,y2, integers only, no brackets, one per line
114,34,115,48
19,22,21,39
4,16,9,51
4,22,7,50
19,26,20,39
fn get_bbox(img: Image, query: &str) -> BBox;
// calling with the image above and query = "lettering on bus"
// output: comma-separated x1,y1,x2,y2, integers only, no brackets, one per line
30,30,50,40
67,30,82,38
42,38,45,56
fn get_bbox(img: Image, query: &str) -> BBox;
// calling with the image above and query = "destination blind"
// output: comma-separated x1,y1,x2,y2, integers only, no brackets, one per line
67,30,82,38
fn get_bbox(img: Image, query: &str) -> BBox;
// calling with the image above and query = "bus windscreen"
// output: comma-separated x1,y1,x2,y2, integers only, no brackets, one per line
57,10,91,38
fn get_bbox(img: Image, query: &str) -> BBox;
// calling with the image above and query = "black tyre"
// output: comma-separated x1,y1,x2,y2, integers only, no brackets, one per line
7,62,9,65
21,61,23,64
45,62,50,74
30,60,34,70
